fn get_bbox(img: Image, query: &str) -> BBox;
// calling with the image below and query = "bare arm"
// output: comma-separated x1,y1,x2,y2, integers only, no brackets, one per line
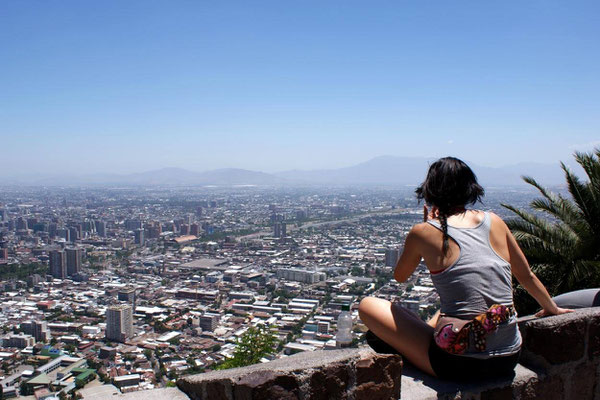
505,221,572,316
394,226,423,283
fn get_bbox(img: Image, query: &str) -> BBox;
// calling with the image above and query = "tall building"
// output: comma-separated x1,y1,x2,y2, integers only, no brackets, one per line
69,226,79,243
16,217,28,231
66,248,82,276
22,320,49,342
57,228,70,242
385,248,400,267
49,250,67,279
180,224,190,235
134,229,144,246
147,225,162,239
118,287,136,310
106,304,134,343
85,220,95,233
199,313,220,332
95,220,106,237
270,213,284,223
48,223,58,238
273,222,287,238
190,223,200,236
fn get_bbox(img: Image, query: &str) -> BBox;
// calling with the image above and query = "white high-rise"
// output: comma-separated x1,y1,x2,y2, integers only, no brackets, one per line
106,304,134,343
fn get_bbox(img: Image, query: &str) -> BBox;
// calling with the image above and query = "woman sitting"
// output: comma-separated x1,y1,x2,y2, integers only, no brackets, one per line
358,157,572,381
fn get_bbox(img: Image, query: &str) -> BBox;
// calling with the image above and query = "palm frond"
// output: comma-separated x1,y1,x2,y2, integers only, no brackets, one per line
519,175,587,234
574,150,600,198
503,149,600,304
502,213,576,264
529,197,586,236
562,162,600,235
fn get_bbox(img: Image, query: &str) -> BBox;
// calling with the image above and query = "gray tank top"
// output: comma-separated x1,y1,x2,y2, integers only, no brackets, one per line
428,211,522,358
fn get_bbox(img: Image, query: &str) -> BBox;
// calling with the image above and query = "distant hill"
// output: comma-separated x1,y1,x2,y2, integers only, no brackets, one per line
0,156,570,186
275,156,567,187
275,156,437,185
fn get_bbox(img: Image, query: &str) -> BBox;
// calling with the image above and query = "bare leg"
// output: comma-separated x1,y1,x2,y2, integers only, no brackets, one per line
358,296,436,376
427,310,441,328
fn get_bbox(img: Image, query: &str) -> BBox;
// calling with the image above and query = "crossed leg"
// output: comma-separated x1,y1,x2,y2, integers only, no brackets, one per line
358,296,437,377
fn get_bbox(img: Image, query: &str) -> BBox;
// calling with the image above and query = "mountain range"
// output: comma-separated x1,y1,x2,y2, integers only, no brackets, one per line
1,156,570,187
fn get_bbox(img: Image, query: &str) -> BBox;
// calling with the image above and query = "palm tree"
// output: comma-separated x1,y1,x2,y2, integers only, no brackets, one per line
502,148,600,312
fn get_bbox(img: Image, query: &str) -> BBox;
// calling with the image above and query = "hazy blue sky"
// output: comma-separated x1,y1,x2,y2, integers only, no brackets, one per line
1,1,599,175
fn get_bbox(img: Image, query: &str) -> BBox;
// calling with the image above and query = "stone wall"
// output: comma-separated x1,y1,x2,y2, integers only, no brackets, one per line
174,308,600,400
514,308,600,399
177,347,402,400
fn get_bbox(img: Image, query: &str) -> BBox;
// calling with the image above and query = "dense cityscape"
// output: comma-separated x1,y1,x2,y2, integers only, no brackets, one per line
0,185,536,399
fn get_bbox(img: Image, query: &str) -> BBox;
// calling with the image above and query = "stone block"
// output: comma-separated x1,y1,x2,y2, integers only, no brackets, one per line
233,370,300,400
307,363,350,400
354,353,402,400
205,379,231,400
520,313,586,365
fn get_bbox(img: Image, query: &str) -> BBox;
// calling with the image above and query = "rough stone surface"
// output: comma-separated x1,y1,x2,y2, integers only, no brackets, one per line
307,363,350,400
355,353,399,386
400,363,538,400
520,310,588,365
354,353,402,400
518,374,564,400
567,361,597,400
588,314,600,360
232,370,299,400
117,388,190,400
205,379,231,400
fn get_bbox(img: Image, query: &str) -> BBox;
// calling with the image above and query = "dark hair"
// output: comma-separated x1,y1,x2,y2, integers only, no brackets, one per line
415,157,484,253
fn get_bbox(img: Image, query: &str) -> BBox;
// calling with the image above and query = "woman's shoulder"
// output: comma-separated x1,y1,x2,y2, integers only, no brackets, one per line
411,221,435,233
486,211,508,228
408,222,440,242
472,210,506,226
485,211,511,239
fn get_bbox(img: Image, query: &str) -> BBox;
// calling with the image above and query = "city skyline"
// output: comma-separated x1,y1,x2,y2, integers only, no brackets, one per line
2,1,600,175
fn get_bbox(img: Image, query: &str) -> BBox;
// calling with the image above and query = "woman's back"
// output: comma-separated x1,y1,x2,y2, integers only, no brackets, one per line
426,211,513,316
420,210,522,357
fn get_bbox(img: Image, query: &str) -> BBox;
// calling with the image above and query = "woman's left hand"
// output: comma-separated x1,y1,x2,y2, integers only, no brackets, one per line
535,307,574,317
